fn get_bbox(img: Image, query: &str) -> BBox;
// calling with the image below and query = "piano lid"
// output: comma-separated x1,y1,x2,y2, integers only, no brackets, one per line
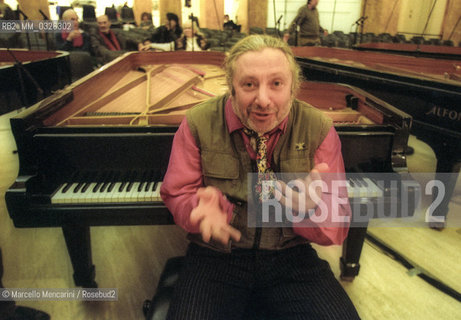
292,46,461,84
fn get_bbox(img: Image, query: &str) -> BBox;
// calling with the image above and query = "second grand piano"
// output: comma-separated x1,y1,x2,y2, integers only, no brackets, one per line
6,51,417,286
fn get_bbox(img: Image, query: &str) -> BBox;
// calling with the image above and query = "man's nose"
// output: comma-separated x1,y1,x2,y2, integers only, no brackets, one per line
255,86,271,108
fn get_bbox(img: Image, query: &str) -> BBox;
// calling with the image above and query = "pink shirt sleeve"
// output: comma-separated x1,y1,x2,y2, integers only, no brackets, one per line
292,126,352,245
160,119,234,233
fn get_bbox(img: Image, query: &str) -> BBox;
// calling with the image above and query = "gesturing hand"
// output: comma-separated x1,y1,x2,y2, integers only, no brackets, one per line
275,162,329,213
190,187,241,245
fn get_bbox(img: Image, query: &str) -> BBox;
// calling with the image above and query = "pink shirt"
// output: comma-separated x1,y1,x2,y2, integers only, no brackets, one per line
160,98,351,246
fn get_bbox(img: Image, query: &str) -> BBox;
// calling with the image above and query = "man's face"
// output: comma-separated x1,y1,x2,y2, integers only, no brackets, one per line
167,19,177,30
308,0,319,9
232,48,293,134
183,26,192,38
97,16,110,33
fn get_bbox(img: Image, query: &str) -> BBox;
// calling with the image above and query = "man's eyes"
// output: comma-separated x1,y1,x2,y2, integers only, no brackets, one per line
240,80,284,89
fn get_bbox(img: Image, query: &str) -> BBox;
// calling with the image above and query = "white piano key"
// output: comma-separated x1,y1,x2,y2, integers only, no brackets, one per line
151,182,162,201
346,180,357,198
51,183,69,204
363,177,383,198
51,179,164,204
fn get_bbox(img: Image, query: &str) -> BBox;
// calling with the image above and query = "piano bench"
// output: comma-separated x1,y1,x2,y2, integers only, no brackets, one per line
142,256,267,320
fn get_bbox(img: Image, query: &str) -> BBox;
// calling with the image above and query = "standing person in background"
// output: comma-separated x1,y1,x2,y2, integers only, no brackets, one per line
284,0,327,46
55,9,91,52
0,0,14,20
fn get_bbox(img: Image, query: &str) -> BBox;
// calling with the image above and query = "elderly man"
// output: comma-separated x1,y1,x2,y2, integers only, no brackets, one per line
160,35,359,319
285,0,327,46
90,15,127,63
55,9,91,52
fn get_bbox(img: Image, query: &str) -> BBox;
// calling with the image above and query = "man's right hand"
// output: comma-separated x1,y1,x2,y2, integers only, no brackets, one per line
190,187,241,245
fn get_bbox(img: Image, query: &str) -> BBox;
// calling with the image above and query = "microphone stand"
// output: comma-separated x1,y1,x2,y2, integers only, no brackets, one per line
189,13,195,52
6,48,44,106
17,7,31,50
352,16,367,45
276,15,283,38
39,9,50,51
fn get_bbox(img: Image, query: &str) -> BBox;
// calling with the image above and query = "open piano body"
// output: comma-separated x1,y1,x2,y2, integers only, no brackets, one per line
6,51,416,286
293,46,461,227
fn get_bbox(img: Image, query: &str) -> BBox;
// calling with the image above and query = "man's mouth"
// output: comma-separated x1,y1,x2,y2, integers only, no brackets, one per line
251,111,273,121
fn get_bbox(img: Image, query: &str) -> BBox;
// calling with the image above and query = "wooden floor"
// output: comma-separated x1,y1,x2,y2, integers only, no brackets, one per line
0,109,460,319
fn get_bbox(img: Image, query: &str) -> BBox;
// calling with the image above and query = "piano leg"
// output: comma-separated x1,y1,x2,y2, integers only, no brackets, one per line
426,138,461,229
340,224,369,282
62,225,97,288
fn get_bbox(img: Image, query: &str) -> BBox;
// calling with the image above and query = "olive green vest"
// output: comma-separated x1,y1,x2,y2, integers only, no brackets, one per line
186,94,332,252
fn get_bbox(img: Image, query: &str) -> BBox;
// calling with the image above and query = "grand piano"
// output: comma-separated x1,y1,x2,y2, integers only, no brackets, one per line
293,46,461,227
5,51,418,287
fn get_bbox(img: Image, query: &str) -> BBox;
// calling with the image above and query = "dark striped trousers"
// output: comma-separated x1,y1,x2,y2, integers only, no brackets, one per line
166,243,360,320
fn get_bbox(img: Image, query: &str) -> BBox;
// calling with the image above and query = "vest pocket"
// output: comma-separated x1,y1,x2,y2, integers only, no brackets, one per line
279,157,311,173
202,151,239,179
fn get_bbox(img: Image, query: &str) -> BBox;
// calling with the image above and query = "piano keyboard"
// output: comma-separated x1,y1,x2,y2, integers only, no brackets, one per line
51,175,382,204
51,171,162,204
346,177,383,198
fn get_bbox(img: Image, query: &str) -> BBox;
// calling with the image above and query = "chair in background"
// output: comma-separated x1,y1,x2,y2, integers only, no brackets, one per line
249,27,264,34
68,52,95,83
57,6,73,19
120,6,136,25
82,5,96,22
442,40,454,46
105,7,121,28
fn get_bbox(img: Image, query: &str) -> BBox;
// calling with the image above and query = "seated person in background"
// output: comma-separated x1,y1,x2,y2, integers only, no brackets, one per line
176,20,209,51
223,14,239,32
139,12,154,30
55,9,91,52
90,15,127,64
139,12,182,50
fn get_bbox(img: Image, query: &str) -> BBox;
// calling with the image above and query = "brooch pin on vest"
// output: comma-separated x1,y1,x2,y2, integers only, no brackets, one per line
295,142,306,151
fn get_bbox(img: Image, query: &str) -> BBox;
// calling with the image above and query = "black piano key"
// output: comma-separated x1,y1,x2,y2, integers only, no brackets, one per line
152,181,159,192
137,171,148,192
61,171,79,193
352,178,362,187
81,171,97,193
107,171,120,193
144,170,155,192
73,171,91,193
92,171,107,193
126,171,138,192
100,171,114,193
80,182,90,193
61,182,72,193
119,170,132,192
